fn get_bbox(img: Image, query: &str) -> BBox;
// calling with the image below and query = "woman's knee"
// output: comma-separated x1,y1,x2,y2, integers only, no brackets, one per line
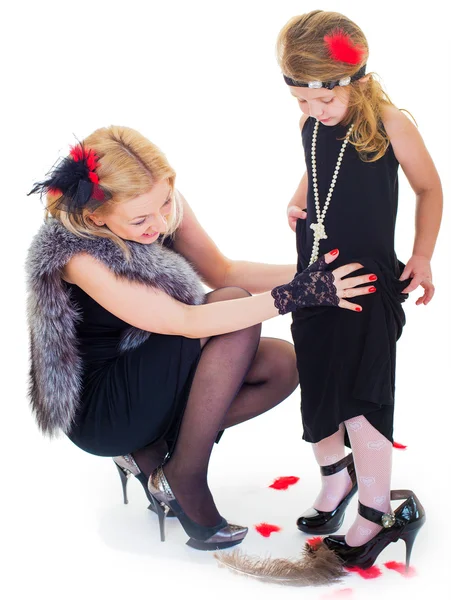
199,287,255,348
251,338,298,389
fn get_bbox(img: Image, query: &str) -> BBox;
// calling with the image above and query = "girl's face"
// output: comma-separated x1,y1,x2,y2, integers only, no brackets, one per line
289,86,350,126
89,179,173,244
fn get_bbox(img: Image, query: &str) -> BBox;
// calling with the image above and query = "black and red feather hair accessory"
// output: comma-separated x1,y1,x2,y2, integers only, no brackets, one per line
28,143,112,213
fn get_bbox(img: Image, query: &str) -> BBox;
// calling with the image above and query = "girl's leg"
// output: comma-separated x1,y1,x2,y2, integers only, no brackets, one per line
344,415,392,546
309,424,353,511
162,287,262,526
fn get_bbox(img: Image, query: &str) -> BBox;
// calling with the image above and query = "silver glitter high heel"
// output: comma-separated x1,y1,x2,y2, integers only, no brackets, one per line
148,465,248,550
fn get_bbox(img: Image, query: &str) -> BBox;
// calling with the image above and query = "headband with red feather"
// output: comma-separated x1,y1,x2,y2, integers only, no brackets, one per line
28,143,112,213
283,28,367,90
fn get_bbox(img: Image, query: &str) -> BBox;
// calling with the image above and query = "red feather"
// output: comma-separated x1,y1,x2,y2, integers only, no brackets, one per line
70,145,100,173
324,30,365,65
345,565,382,579
384,561,417,577
88,172,100,184
269,476,299,490
393,441,407,450
86,155,97,172
91,184,107,201
69,145,85,162
255,523,281,538
306,536,323,550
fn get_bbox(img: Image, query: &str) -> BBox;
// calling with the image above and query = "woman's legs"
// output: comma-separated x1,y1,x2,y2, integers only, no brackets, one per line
132,337,298,477
160,287,260,526
160,286,298,527
308,424,353,511
220,337,298,429
343,415,392,546
132,439,169,479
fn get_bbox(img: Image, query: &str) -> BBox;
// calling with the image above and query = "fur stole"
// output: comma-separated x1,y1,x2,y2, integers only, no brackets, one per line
26,218,205,437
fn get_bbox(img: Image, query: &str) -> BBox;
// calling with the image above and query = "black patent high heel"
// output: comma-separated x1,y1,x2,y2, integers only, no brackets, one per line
322,489,426,572
148,465,248,551
113,455,175,518
297,453,357,534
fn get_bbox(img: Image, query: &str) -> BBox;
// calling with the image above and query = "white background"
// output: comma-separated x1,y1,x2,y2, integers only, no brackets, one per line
1,1,450,599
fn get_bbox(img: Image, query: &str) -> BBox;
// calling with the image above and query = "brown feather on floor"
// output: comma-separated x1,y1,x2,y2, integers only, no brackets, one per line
214,541,347,587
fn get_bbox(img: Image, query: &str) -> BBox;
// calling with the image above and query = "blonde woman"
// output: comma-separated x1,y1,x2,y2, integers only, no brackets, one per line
27,126,375,551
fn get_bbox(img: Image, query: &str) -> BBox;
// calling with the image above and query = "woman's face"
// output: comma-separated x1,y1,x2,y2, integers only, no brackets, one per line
89,179,173,244
289,85,350,126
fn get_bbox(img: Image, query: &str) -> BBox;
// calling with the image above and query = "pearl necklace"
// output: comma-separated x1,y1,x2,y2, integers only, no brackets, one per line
308,120,354,265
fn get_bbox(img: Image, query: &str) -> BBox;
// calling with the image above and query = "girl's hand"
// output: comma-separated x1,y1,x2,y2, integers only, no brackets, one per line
287,205,307,232
271,249,377,314
399,255,435,305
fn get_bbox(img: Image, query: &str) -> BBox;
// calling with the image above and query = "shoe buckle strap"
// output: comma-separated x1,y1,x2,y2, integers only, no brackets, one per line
358,501,396,528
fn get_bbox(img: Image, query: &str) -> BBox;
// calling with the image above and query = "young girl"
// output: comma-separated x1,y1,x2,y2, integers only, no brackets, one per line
279,10,441,568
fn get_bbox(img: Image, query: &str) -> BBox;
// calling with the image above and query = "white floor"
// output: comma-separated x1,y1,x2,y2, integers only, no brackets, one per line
5,358,449,600
3,1,450,598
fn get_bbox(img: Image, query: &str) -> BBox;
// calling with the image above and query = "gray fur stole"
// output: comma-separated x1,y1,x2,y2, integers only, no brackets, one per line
26,218,205,437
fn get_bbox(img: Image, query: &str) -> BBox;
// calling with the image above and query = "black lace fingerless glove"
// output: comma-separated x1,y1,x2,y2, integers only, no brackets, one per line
271,255,340,315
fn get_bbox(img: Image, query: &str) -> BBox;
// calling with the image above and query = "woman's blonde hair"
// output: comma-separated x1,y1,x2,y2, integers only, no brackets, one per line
277,10,396,162
46,125,182,255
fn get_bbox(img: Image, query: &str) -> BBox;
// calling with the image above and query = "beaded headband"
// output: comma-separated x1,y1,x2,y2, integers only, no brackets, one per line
283,64,367,90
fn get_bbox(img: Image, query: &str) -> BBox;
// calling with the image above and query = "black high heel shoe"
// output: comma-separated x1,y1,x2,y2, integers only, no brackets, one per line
322,489,426,572
297,453,357,534
148,465,248,551
113,455,175,518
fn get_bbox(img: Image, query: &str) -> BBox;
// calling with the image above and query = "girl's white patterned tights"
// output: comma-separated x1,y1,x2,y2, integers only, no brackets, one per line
343,415,392,546
311,416,392,546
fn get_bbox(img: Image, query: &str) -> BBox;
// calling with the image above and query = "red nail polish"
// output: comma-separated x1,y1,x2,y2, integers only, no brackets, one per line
369,275,377,281
369,286,377,293
330,249,339,256
355,307,362,312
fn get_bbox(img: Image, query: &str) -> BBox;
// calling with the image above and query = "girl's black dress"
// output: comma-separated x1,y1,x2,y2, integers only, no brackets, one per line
292,117,410,445
66,238,202,457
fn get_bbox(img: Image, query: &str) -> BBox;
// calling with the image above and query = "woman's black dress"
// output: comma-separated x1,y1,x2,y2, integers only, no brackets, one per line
292,117,410,445
66,238,202,457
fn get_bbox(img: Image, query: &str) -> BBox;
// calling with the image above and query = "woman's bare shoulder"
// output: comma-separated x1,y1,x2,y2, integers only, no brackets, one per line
62,252,104,285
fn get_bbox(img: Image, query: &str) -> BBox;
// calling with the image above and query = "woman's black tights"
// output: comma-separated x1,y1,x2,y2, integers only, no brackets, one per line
134,287,298,526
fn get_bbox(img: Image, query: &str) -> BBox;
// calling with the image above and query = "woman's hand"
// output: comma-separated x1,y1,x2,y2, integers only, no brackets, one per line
287,205,307,232
271,249,377,314
399,255,435,305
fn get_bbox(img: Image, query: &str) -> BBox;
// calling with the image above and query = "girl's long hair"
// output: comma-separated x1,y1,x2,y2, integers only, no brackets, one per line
277,10,396,161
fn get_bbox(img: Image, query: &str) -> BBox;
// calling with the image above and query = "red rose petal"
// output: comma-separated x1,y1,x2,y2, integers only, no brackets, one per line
269,476,300,490
384,561,417,577
255,523,281,538
393,441,407,450
345,565,383,579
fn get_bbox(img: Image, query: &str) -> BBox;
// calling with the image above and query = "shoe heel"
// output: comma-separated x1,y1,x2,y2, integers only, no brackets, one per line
400,527,421,572
150,496,169,542
115,463,130,505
